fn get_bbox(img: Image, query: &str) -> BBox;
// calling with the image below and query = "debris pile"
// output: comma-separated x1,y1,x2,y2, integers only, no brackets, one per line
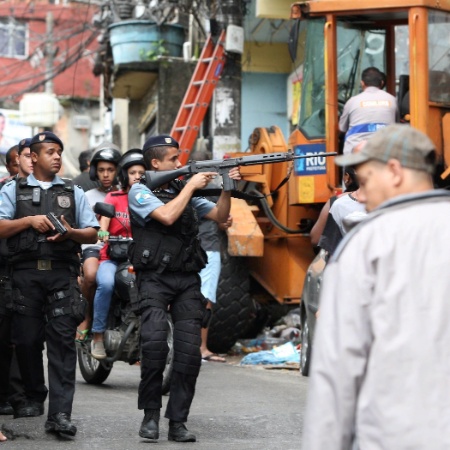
231,308,302,367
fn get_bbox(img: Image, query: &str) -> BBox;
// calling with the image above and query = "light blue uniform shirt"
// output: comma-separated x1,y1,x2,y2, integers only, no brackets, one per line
0,174,99,229
128,182,216,227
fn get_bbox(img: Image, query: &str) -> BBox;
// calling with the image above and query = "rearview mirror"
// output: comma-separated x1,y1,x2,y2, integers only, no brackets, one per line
93,202,115,218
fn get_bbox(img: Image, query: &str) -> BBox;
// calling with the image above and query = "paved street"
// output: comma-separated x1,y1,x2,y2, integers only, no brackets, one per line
1,356,308,449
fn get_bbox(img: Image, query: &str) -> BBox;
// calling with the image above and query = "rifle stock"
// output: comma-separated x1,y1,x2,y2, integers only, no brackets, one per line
143,151,336,191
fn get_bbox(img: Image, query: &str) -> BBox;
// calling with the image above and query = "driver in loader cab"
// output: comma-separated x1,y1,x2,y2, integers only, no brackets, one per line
339,66,398,155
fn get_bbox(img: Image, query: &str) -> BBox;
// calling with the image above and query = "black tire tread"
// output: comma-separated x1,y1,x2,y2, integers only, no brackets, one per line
207,236,257,354
77,347,112,384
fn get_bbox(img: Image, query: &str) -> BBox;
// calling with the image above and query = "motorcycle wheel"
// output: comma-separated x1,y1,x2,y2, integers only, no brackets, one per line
77,346,112,384
161,315,174,395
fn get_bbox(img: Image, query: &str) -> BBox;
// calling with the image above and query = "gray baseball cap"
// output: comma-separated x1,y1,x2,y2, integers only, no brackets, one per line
335,124,436,174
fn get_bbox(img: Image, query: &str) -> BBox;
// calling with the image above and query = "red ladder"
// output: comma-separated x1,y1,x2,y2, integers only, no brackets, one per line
171,31,226,165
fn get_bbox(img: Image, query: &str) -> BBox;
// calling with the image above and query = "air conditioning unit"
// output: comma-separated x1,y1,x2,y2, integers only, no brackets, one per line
73,115,91,130
225,24,244,54
20,93,61,127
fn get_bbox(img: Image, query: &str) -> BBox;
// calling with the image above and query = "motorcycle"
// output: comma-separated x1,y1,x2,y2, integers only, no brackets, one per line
76,204,174,393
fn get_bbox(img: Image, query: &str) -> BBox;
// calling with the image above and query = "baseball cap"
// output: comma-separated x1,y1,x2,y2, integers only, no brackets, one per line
18,138,32,153
142,135,179,153
30,131,64,151
335,125,436,174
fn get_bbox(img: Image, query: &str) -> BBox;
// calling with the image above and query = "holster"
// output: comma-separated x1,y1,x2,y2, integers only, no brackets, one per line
46,280,87,325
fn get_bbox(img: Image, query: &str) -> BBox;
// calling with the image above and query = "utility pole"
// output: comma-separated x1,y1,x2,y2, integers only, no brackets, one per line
45,11,54,94
210,0,242,158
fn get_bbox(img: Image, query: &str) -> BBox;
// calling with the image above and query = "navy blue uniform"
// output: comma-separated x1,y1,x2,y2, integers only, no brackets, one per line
0,174,98,418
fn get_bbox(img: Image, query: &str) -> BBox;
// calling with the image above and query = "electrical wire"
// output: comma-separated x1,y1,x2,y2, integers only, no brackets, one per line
0,1,99,100
0,30,98,102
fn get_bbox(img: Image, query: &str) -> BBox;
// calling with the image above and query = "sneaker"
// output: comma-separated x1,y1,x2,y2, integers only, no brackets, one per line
91,340,106,360
168,421,196,442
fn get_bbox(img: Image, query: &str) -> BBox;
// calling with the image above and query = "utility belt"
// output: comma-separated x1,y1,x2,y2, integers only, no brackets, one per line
12,260,79,271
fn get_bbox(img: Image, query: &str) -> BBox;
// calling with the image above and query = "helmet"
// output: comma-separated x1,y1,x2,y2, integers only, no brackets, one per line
89,142,122,181
117,149,145,187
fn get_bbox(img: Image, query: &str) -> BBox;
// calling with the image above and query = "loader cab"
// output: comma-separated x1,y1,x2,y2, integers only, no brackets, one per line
288,2,450,201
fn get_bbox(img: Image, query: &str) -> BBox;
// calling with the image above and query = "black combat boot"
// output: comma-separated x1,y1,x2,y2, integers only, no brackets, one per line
0,402,13,415
13,400,44,419
139,409,160,441
168,421,196,442
45,412,77,436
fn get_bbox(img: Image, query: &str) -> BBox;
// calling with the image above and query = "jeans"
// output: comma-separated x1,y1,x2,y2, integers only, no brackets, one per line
199,251,221,303
92,260,118,333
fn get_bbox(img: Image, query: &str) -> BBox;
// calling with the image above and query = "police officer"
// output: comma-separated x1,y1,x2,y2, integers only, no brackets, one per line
339,66,398,155
0,138,34,418
0,131,99,436
128,135,240,443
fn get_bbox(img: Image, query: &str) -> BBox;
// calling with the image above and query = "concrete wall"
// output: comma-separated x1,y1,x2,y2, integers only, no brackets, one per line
157,60,196,135
53,101,101,177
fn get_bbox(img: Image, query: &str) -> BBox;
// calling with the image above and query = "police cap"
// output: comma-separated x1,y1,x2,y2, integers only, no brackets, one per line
30,131,64,151
142,134,179,154
18,138,32,153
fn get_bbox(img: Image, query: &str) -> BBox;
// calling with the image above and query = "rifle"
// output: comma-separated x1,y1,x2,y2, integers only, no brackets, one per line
143,151,337,191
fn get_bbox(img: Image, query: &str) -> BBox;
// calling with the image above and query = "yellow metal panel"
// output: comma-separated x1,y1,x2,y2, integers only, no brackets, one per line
242,42,292,74
256,0,294,19
441,113,450,179
293,0,450,15
227,198,264,257
249,234,316,304
297,176,315,203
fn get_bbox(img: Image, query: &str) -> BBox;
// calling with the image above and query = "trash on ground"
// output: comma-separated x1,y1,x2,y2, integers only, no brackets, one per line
239,342,299,366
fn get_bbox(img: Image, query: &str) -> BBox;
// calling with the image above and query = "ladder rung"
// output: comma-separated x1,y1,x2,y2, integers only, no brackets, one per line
184,104,195,109
192,80,203,86
201,57,213,63
173,127,186,132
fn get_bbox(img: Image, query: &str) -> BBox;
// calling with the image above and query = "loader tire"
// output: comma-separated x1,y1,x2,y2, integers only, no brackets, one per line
207,236,257,354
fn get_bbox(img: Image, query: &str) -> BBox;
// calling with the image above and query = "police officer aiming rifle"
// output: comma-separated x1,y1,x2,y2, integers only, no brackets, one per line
127,134,241,443
0,131,99,437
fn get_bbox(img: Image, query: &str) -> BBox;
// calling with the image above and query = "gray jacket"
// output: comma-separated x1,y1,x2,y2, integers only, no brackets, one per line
302,190,450,450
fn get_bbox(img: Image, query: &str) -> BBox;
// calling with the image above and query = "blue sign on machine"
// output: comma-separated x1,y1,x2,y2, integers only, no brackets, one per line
294,143,327,176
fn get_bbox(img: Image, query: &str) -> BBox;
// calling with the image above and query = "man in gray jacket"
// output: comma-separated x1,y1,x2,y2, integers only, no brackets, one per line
302,125,450,449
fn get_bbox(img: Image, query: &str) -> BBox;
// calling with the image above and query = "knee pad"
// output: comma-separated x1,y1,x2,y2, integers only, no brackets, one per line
173,320,201,376
140,308,169,369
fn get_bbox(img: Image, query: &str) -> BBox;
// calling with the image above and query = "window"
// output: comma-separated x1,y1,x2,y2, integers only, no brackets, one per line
428,10,450,104
0,19,27,58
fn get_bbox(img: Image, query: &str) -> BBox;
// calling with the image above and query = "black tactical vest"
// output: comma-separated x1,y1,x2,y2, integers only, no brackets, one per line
0,178,11,265
7,177,81,264
130,180,207,273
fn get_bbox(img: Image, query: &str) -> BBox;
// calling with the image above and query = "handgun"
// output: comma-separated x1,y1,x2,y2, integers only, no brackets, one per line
46,212,68,236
